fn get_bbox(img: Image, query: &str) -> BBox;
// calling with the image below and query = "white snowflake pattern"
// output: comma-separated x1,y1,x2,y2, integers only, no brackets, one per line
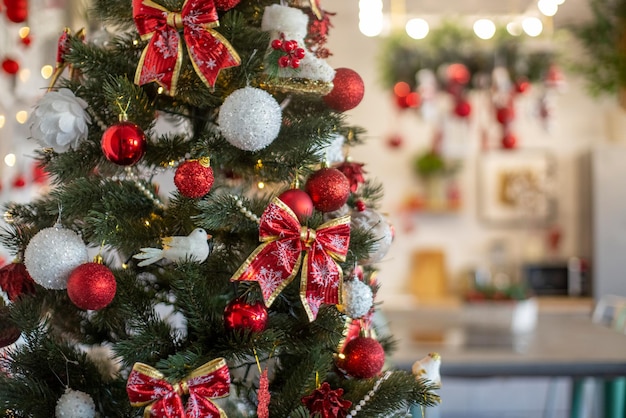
306,294,324,318
140,63,168,84
271,240,298,269
309,258,338,288
327,234,348,252
154,33,178,60
258,266,284,298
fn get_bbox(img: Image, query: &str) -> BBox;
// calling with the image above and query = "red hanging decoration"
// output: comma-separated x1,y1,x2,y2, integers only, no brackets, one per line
3,0,28,23
132,0,241,95
338,336,385,379
127,358,230,417
101,120,147,166
67,262,117,311
1,58,19,75
278,188,313,222
304,167,351,213
301,382,352,418
323,68,365,112
335,161,366,193
271,33,306,69
230,197,350,321
0,262,36,302
223,299,268,333
174,157,214,198
257,367,270,418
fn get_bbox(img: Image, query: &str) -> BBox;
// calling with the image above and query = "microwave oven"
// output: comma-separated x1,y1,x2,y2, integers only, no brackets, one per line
522,257,590,297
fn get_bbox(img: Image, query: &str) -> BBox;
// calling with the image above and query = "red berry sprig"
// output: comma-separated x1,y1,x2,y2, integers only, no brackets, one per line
271,33,306,69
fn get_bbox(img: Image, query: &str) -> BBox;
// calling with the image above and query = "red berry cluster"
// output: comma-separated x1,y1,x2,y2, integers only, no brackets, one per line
271,33,306,69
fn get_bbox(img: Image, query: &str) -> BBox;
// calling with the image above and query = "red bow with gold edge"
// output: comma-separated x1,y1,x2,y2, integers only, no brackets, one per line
230,197,350,321
132,0,240,96
126,358,230,418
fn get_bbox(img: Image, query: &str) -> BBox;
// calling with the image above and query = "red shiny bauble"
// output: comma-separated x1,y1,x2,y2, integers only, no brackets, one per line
454,99,471,118
339,336,385,379
278,188,313,222
224,299,268,333
324,68,365,112
214,0,240,11
0,306,20,348
496,106,515,125
305,167,351,213
4,0,28,23
446,63,471,85
174,158,214,198
1,58,19,75
501,133,517,149
67,262,117,310
101,121,147,166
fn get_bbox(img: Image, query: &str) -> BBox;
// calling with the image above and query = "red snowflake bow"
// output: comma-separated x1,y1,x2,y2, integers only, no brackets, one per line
231,197,350,321
132,0,241,96
126,358,230,418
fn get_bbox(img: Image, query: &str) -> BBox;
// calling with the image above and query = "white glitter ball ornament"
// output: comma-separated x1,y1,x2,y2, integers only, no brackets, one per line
24,224,89,290
217,86,282,151
341,279,373,319
55,388,96,418
351,209,393,264
29,88,91,153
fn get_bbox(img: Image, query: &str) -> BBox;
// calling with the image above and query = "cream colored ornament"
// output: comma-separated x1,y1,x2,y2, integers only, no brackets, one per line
412,352,442,387
133,228,211,267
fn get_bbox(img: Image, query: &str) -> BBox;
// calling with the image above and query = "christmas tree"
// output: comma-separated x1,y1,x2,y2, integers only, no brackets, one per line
0,1,440,417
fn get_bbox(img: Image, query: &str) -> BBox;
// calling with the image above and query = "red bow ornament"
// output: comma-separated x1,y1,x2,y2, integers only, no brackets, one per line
132,0,240,95
126,358,231,418
231,197,350,321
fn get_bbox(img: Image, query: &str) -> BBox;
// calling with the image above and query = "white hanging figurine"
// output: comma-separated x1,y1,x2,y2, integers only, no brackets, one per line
412,352,442,387
133,228,211,267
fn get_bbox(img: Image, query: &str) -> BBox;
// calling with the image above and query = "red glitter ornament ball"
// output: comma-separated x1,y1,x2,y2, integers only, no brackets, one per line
501,132,517,150
224,299,268,333
214,0,240,11
67,262,117,310
278,188,313,222
339,336,385,379
323,68,365,112
174,158,215,198
305,167,351,213
101,121,147,166
1,58,20,75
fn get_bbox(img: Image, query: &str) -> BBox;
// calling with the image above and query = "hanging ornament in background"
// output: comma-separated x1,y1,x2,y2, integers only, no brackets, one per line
386,133,404,149
412,352,442,387
24,224,89,290
1,57,19,75
338,336,385,379
335,160,366,193
339,279,373,319
0,306,21,348
323,68,365,112
501,132,517,150
101,115,147,166
174,157,214,198
305,167,351,213
453,98,471,118
351,209,393,264
133,228,211,267
67,261,117,310
29,88,91,153
278,187,313,222
0,262,36,302
223,299,268,333
217,86,282,151
3,0,28,23
301,382,352,418
446,63,470,85
12,175,26,189
393,81,420,110
54,388,96,418
214,0,240,11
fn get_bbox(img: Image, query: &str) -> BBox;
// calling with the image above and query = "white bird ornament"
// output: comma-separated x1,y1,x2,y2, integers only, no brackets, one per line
133,228,212,267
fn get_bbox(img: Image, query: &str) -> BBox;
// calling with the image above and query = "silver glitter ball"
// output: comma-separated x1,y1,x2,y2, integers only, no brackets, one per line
55,388,96,418
24,225,89,290
342,279,374,319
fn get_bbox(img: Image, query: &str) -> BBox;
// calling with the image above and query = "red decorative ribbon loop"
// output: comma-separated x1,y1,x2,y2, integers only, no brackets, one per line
126,358,230,418
132,0,241,95
230,197,351,321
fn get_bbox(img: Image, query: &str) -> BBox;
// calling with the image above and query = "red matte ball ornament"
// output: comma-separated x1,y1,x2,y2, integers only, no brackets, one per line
305,167,351,213
454,99,471,118
224,299,268,333
67,262,117,311
174,158,215,198
1,58,20,75
323,68,365,112
339,336,385,379
501,132,517,149
101,120,147,166
278,188,313,222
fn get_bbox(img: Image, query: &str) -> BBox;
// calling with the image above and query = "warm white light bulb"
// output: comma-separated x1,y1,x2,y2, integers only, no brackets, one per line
16,111,28,124
18,68,30,83
0,115,5,129
359,0,384,37
506,21,523,36
522,17,543,37
538,0,559,16
406,18,429,39
474,19,496,40
4,154,16,167
41,65,54,79
359,17,383,37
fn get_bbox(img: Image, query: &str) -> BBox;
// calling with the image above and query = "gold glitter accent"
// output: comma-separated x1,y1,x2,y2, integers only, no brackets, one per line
260,76,333,96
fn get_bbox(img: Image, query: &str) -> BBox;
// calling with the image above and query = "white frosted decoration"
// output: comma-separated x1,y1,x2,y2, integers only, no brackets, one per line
321,134,345,165
261,4,335,82
351,209,393,264
342,279,374,319
217,87,282,151
55,388,96,418
24,224,89,290
29,88,91,153
412,352,442,387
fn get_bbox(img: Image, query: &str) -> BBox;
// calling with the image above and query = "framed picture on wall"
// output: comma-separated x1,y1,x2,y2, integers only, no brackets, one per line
477,150,557,226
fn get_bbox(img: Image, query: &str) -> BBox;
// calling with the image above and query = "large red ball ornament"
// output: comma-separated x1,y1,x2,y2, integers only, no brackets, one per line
496,106,515,125
305,167,351,213
67,262,117,310
174,158,214,198
224,299,268,333
501,132,517,150
323,68,365,112
278,188,313,222
101,121,147,166
339,336,385,379
4,0,28,23
1,58,20,75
